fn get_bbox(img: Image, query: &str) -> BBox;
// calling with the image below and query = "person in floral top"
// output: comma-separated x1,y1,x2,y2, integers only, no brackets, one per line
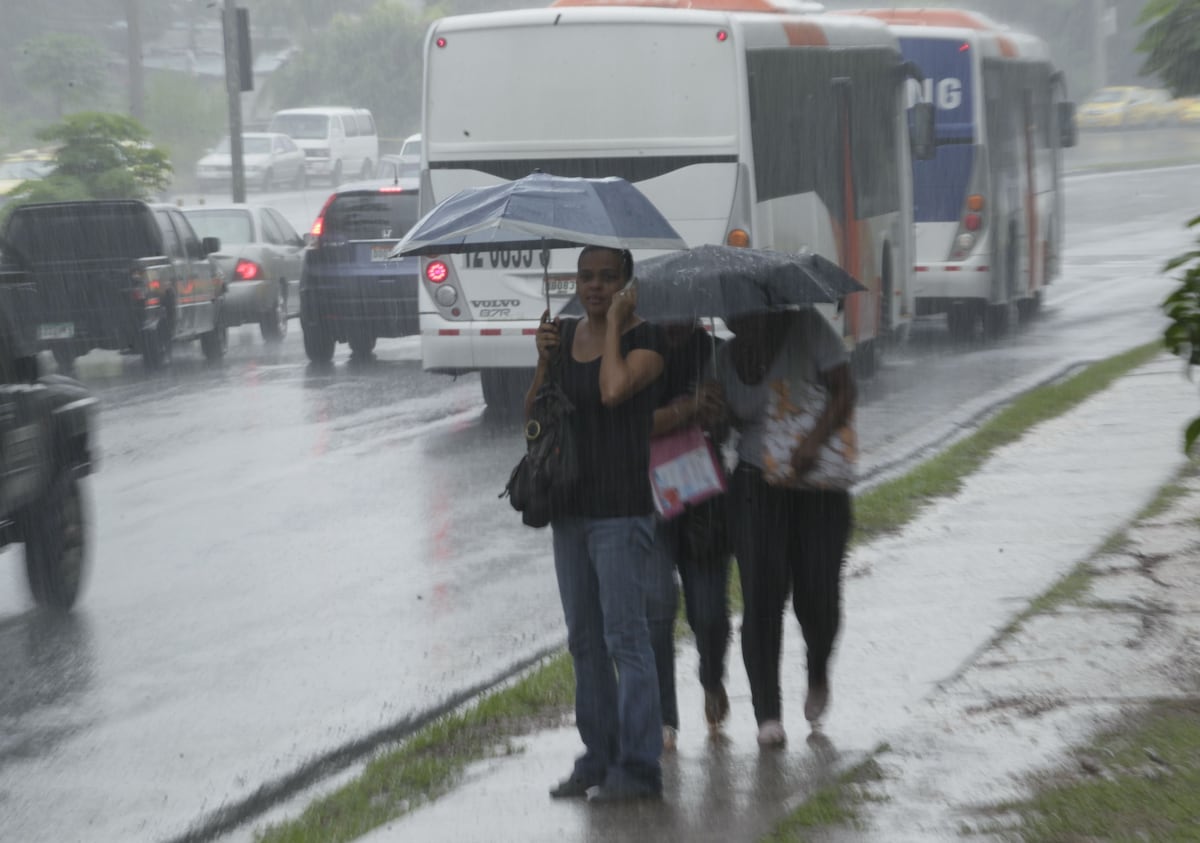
708,307,856,746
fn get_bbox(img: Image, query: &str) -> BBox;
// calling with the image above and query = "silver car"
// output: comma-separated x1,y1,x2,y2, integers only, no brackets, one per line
182,204,304,342
194,133,307,193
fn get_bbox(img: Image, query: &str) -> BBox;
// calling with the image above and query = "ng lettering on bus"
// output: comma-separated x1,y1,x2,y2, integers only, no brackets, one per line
907,78,964,110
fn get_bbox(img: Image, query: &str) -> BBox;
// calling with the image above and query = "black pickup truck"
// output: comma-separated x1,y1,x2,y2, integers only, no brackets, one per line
0,199,227,370
0,261,96,610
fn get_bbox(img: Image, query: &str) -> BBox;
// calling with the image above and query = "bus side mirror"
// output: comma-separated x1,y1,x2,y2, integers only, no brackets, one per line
1058,102,1078,148
910,102,936,161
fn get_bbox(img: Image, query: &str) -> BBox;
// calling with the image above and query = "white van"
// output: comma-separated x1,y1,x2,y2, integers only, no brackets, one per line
268,107,379,186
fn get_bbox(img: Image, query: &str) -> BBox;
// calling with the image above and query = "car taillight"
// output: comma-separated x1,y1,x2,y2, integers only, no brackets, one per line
132,269,163,306
310,193,336,239
235,259,262,280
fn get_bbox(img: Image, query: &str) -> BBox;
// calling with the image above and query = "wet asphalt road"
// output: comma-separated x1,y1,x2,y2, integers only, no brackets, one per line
1,136,1199,842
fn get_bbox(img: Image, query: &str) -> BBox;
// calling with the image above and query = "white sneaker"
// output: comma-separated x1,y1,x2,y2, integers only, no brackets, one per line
756,719,787,748
662,725,678,752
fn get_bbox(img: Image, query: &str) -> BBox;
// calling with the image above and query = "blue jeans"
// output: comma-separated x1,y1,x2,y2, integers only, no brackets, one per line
646,518,732,730
552,515,662,792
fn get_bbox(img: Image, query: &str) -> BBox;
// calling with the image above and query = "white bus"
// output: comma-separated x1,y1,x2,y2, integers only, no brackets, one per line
416,0,932,409
847,8,1077,340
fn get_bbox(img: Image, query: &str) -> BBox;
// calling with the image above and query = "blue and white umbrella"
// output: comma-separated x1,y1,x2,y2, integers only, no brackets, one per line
389,171,687,258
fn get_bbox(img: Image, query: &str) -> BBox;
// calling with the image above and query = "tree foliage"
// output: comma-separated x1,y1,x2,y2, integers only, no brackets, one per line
1162,213,1200,453
142,72,227,185
17,33,110,118
6,112,172,206
269,2,427,140
1137,0,1200,96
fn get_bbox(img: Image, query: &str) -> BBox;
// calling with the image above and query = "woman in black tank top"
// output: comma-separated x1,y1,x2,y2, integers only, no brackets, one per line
529,246,668,802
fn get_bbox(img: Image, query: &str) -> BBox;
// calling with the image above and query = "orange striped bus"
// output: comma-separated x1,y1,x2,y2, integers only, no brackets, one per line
416,0,933,408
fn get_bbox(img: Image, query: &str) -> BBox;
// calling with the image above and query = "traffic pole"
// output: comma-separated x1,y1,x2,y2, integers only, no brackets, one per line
222,0,246,203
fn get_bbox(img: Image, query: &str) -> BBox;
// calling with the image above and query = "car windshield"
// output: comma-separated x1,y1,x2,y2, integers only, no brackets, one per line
269,114,329,140
324,191,420,241
182,209,254,246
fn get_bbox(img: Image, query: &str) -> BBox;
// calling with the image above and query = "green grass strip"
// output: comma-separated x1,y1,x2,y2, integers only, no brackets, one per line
993,698,1200,842
254,655,575,843
258,341,1164,843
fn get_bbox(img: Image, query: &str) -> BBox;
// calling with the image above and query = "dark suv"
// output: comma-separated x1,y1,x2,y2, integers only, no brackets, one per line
299,179,420,362
0,199,227,371
0,260,96,610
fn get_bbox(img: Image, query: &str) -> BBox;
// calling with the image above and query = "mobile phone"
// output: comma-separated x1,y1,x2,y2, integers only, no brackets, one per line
623,275,638,292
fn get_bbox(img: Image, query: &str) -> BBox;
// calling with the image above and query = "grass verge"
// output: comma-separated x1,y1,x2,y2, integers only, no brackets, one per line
255,656,574,843
256,341,1163,843
764,757,887,841
986,698,1200,841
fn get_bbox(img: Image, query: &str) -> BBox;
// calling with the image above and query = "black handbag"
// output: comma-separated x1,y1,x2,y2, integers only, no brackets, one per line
501,351,578,528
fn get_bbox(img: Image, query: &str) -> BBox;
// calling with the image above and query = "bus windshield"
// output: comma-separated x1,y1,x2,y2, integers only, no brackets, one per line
427,23,739,153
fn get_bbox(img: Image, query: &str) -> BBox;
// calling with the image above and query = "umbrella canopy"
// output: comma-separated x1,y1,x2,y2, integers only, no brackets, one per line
389,171,687,258
632,244,867,323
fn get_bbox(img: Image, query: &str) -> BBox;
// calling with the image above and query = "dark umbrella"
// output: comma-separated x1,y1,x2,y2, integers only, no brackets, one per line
389,171,687,310
632,244,867,323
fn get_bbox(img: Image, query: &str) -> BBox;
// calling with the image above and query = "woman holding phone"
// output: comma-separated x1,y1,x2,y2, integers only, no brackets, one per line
528,245,667,803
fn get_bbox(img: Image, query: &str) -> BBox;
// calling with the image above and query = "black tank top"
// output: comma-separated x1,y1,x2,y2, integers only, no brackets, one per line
557,318,665,518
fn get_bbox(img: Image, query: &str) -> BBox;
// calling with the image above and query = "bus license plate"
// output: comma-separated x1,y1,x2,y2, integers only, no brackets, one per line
546,277,575,297
38,322,75,340
371,245,396,262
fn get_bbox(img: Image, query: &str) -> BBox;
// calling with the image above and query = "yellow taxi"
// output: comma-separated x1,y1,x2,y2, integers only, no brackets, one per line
1126,88,1176,128
1077,86,1144,130
1177,97,1200,127
0,149,54,198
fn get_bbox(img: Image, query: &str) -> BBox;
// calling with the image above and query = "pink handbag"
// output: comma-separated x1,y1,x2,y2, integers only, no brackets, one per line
648,426,727,519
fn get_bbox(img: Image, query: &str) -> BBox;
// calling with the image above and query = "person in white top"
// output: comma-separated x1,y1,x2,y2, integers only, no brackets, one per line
707,307,857,747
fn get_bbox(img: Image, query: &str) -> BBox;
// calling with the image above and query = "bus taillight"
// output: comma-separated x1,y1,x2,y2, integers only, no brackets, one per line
726,229,750,248
966,194,985,211
426,260,449,283
964,214,982,231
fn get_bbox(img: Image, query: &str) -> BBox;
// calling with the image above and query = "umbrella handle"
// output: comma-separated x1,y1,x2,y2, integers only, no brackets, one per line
541,240,551,314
